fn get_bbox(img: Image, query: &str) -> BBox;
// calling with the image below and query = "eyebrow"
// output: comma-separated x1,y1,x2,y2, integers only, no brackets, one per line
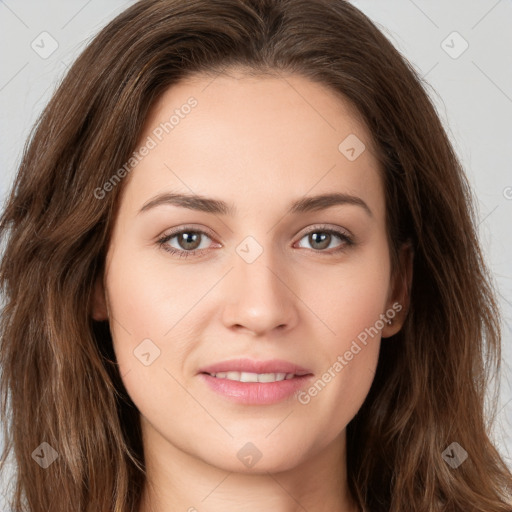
138,191,373,218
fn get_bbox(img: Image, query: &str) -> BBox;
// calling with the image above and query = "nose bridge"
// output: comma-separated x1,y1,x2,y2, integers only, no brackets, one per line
221,234,296,334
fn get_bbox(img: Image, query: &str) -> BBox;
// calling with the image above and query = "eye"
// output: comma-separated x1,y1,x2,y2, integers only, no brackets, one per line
157,225,354,259
157,227,214,258
295,226,354,253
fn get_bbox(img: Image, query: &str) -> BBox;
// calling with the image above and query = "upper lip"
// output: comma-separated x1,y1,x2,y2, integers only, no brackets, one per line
198,358,313,376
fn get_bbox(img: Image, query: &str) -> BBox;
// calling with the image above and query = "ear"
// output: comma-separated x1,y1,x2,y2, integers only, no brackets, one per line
382,241,414,338
91,275,109,321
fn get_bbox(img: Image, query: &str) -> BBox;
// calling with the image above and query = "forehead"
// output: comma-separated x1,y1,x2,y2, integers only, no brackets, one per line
144,69,376,155
120,71,385,221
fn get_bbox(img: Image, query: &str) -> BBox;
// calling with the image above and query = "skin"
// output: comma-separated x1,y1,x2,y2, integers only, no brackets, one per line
92,69,412,512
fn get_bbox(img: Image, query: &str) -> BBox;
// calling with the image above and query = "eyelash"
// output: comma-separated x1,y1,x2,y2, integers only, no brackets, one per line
156,225,355,259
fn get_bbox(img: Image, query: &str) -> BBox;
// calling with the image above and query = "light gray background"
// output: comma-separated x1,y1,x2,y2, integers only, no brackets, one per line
0,0,511,507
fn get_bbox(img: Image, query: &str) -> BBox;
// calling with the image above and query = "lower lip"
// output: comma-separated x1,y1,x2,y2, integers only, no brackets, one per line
199,373,313,405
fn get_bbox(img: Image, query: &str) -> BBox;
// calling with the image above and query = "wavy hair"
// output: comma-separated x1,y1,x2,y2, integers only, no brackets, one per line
1,0,511,510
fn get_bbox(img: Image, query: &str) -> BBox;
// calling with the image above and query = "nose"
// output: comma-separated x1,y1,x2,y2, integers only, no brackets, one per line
220,245,299,336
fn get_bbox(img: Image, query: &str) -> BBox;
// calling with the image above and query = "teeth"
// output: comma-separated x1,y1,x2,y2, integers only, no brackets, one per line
209,371,296,382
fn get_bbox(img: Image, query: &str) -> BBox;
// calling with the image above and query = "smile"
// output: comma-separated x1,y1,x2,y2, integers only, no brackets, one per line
206,371,297,382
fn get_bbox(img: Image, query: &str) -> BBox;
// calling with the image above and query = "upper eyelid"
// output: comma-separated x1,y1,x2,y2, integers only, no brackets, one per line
159,225,216,243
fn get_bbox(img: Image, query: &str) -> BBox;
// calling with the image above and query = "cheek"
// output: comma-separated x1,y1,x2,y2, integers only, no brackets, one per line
307,235,391,342
105,246,195,336
296,239,389,426
298,306,383,445
103,253,192,424
104,246,209,392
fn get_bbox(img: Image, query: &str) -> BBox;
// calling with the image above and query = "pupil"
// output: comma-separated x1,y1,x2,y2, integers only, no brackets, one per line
181,232,200,250
311,232,330,250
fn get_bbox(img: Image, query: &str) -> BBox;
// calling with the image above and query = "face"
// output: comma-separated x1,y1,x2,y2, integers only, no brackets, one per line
93,70,410,474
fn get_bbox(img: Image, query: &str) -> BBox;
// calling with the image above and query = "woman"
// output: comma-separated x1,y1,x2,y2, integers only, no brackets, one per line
1,0,511,511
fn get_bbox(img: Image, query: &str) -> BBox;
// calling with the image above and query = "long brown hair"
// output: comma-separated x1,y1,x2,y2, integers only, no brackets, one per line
1,0,511,510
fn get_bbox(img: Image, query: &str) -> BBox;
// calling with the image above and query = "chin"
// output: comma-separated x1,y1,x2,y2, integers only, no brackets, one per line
202,440,308,475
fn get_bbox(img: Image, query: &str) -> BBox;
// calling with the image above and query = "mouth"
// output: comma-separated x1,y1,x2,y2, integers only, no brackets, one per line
197,358,314,404
201,371,310,383
198,357,313,377
198,360,314,405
